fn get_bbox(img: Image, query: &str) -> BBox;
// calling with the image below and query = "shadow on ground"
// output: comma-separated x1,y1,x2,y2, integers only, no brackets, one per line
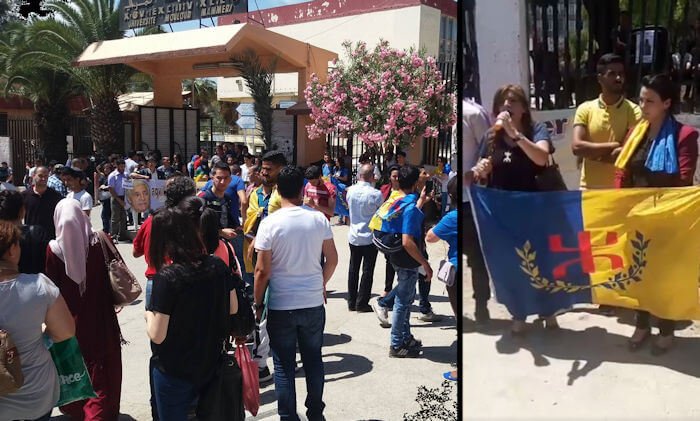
464,311,700,382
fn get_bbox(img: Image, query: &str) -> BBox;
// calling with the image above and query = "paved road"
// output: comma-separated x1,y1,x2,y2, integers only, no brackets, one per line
463,263,700,420
51,208,457,420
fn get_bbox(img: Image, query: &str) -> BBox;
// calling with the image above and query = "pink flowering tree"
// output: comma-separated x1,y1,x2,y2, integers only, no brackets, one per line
304,40,456,151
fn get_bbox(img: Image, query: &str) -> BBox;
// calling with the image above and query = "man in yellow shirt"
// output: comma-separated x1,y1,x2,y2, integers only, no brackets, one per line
243,150,286,384
572,53,642,189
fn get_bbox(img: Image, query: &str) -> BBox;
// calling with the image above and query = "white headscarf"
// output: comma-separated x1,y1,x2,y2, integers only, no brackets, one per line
49,199,98,294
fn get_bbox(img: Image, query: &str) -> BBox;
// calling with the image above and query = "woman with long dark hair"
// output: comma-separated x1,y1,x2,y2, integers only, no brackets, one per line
146,207,238,420
472,84,555,334
614,74,698,355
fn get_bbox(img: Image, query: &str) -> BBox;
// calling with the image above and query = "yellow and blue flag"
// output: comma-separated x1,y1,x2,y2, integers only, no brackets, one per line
470,185,700,320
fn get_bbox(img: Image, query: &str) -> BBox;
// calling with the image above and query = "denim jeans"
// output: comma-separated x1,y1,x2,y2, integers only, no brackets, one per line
390,266,419,348
100,198,111,233
378,272,431,314
151,366,197,421
417,273,432,314
267,305,326,421
230,234,253,286
145,277,153,309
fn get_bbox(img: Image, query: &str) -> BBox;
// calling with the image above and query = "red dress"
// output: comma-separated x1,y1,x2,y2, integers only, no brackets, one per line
45,243,123,421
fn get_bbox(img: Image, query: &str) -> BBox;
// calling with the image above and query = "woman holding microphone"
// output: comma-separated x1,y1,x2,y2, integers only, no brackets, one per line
472,84,555,335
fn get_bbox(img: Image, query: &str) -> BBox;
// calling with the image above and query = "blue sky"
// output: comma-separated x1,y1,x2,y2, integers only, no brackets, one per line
168,0,311,31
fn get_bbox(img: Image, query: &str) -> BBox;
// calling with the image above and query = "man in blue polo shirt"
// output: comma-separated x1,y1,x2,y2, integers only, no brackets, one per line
200,161,250,285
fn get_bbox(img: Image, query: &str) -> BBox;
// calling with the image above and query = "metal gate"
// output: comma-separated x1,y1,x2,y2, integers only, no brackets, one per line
140,106,200,161
462,0,481,101
527,0,694,110
8,117,39,186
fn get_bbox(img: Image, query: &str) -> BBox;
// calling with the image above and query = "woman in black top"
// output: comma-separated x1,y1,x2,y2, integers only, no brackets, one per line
146,207,238,421
472,84,555,335
0,190,50,274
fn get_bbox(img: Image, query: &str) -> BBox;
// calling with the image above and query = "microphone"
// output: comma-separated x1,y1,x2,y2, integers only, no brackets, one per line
494,111,510,131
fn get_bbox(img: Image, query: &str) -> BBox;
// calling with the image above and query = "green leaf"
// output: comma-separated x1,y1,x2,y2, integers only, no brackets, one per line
515,248,526,260
631,240,642,250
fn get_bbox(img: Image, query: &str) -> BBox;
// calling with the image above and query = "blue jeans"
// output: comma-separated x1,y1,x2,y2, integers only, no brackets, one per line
231,234,253,286
151,366,197,421
145,277,153,308
391,267,419,348
378,272,431,314
267,305,326,421
100,198,111,233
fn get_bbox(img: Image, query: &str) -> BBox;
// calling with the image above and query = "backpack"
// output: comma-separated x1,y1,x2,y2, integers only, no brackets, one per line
0,329,23,396
222,239,255,338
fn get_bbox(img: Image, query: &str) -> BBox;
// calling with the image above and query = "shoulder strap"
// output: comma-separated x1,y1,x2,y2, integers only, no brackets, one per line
222,238,241,276
97,231,113,266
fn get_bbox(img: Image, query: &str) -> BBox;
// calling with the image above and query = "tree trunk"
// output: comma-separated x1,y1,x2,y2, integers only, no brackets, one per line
90,95,123,156
35,100,69,163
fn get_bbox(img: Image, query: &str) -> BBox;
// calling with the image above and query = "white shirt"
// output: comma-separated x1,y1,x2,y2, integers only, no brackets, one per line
462,99,490,202
125,158,138,175
347,181,384,246
255,206,333,311
67,190,93,211
241,164,250,183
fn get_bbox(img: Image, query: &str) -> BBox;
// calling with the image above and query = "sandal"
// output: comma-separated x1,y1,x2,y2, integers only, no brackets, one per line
443,370,458,381
651,335,673,356
627,328,651,351
543,316,559,330
510,320,527,336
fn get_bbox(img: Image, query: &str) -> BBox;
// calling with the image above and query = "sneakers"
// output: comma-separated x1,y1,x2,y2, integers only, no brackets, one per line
405,336,422,348
389,344,422,358
371,298,391,328
258,367,273,383
417,311,442,322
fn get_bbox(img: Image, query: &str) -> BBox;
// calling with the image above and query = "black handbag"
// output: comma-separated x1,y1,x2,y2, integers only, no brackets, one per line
196,341,245,421
536,155,568,191
222,239,255,338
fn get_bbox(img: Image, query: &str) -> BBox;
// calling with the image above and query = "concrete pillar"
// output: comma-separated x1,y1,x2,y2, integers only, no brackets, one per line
475,0,529,115
153,76,183,108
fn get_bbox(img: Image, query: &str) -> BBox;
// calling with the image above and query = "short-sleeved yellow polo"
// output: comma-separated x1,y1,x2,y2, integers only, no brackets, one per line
574,96,641,189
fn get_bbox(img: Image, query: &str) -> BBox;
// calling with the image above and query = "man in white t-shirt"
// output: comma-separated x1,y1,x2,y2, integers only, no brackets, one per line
61,167,93,216
254,165,338,421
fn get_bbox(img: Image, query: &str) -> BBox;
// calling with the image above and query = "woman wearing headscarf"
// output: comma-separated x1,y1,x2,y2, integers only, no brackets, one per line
44,199,123,419
614,74,699,355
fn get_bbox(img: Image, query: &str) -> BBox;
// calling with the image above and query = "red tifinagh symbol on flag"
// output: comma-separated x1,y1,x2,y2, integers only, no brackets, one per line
549,231,624,278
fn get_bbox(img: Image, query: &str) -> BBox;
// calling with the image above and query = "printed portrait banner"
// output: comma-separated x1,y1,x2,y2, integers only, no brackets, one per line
123,178,167,212
470,185,700,320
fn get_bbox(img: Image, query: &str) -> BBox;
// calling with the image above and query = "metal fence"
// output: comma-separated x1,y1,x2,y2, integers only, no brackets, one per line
8,117,39,185
527,0,698,112
462,0,481,101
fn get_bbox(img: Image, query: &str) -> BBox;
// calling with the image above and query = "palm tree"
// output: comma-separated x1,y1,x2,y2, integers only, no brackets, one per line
0,21,77,162
21,0,153,155
183,78,219,117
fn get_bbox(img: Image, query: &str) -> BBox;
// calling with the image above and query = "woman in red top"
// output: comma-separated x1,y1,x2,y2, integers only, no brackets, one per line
45,199,123,419
614,74,699,355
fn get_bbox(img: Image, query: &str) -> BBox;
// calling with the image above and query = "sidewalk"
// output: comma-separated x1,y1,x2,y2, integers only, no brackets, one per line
53,210,457,420
463,261,700,420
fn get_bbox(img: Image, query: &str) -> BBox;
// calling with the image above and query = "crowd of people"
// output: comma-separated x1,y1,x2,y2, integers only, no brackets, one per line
0,133,458,420
463,53,699,355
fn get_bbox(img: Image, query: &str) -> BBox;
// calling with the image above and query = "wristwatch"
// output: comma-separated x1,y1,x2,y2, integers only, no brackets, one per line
254,302,264,310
